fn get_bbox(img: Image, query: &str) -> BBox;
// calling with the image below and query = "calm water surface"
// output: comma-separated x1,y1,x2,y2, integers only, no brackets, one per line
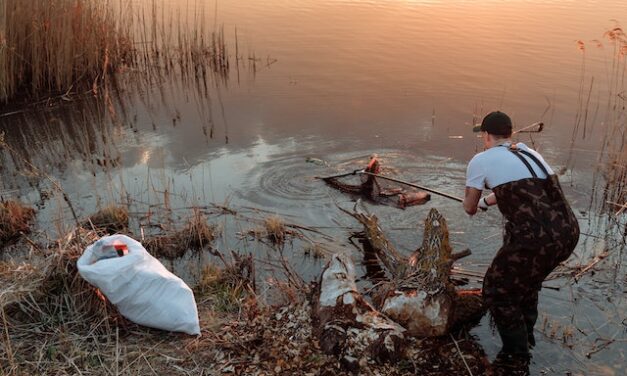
1,0,626,374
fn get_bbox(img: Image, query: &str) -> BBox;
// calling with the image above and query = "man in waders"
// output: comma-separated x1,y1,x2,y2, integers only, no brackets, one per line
463,111,579,372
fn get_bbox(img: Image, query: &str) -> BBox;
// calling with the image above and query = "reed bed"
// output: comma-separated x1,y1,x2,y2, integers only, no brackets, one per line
0,0,235,107
598,27,627,244
0,0,132,104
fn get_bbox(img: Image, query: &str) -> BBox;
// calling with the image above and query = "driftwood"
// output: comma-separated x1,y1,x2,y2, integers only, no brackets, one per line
372,207,459,336
316,205,484,359
312,254,406,371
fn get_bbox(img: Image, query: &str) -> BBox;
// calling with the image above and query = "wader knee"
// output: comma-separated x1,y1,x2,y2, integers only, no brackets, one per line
522,307,538,347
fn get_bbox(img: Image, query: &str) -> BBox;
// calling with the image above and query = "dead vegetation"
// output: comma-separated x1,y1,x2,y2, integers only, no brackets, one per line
83,205,129,234
0,0,132,104
245,215,300,246
143,210,217,259
263,215,287,244
195,253,256,314
198,299,490,375
0,200,36,245
0,208,492,376
0,0,236,107
0,229,131,375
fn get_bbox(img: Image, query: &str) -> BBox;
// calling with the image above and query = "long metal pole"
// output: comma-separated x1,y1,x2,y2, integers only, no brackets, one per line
359,171,464,202
472,121,544,134
316,169,364,180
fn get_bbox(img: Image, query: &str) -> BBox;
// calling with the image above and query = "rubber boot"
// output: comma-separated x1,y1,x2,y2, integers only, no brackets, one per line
497,324,530,356
492,324,531,376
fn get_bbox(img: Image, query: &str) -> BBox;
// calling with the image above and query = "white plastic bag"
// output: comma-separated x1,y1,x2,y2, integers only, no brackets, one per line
77,234,201,335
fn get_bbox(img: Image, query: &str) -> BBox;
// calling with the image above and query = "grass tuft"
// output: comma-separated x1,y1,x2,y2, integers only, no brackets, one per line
263,215,287,245
144,210,216,259
0,200,36,245
84,205,129,235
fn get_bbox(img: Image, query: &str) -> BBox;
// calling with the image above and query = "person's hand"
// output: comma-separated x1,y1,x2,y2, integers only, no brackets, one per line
478,197,489,211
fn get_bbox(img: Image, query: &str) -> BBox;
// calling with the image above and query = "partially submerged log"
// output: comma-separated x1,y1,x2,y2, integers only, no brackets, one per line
340,205,485,337
312,254,406,370
379,208,457,336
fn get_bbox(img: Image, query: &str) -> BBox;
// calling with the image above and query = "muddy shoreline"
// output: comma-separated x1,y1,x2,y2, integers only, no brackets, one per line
1,198,622,375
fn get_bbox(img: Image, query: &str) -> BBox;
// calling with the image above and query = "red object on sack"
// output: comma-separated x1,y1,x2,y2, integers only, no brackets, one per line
112,240,128,257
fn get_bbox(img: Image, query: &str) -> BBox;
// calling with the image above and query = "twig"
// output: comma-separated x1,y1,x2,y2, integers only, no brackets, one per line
574,251,609,281
585,338,616,358
451,249,472,261
1,307,16,373
115,327,119,376
450,334,474,376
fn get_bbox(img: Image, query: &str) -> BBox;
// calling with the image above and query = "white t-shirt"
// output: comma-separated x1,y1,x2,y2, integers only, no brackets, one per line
466,142,554,190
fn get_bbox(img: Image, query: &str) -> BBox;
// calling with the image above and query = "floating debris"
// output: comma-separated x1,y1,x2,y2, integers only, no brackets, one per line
305,157,328,166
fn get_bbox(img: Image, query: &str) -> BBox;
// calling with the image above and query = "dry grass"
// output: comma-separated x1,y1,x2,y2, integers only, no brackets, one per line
84,205,129,234
0,225,492,376
0,0,234,106
195,254,256,314
303,243,327,259
0,200,36,245
0,227,211,375
144,210,216,259
0,228,127,375
0,227,248,375
597,27,627,244
0,0,132,104
264,215,287,244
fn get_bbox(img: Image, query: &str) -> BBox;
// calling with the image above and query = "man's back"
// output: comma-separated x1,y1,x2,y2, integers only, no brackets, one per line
466,142,554,190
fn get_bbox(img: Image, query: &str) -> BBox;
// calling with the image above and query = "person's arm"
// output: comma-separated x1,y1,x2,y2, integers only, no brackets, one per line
465,156,485,215
484,193,496,205
464,187,482,215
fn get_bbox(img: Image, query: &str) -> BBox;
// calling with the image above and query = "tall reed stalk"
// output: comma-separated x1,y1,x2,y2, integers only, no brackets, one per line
600,28,626,215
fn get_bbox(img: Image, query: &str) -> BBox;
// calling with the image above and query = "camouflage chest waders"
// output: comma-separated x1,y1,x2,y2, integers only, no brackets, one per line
482,147,580,356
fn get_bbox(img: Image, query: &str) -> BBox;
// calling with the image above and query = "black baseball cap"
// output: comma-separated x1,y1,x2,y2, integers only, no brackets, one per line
473,111,513,135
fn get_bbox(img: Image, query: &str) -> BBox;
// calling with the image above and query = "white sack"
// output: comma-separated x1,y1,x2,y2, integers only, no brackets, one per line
77,234,201,335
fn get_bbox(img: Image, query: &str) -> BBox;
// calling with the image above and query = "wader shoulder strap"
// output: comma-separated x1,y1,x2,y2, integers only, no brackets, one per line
507,149,538,178
499,144,550,178
517,150,551,177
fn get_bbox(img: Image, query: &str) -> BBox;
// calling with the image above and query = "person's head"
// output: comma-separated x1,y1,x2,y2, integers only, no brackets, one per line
479,111,512,148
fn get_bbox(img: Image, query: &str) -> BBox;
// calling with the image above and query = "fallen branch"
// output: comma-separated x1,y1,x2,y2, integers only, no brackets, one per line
450,334,474,376
574,251,610,281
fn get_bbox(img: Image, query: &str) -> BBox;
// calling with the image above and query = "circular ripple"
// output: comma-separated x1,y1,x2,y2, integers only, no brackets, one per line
240,157,332,208
238,148,469,209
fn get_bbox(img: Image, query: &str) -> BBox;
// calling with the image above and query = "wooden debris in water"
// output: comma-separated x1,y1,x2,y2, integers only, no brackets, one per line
312,254,407,371
341,206,485,337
